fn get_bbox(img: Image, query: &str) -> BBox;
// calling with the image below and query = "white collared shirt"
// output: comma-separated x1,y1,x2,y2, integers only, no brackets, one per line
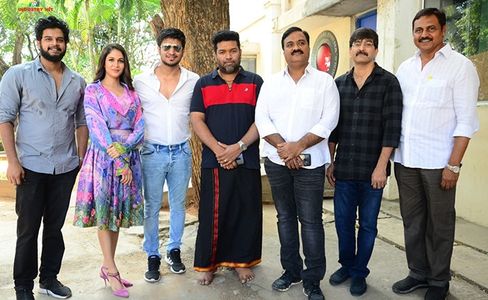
393,44,480,169
134,66,199,145
255,64,340,168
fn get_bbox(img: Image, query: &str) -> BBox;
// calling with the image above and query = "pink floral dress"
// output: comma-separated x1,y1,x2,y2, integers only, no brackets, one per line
74,81,144,231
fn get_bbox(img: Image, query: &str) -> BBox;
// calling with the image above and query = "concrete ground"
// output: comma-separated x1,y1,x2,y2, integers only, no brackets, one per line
0,196,487,300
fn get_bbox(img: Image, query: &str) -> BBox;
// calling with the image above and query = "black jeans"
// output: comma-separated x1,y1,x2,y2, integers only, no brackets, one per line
264,159,326,285
14,167,78,290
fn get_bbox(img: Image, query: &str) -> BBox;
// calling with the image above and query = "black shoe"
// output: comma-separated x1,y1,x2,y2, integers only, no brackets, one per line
38,279,72,299
15,287,35,300
303,283,325,300
392,276,429,294
144,255,161,282
165,248,186,274
350,277,367,296
329,267,350,286
425,283,449,300
271,271,302,292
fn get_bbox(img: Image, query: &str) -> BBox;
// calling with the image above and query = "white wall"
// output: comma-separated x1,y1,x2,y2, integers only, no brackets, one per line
376,0,423,73
456,104,488,227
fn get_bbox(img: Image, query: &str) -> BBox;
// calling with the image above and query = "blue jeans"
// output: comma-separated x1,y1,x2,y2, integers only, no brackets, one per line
264,159,326,285
141,141,192,257
333,179,383,278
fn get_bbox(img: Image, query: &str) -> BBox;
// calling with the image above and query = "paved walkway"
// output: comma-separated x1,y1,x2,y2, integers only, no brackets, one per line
0,197,487,300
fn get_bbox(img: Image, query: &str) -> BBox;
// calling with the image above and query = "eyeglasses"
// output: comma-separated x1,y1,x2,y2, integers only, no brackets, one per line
351,39,375,48
159,44,183,52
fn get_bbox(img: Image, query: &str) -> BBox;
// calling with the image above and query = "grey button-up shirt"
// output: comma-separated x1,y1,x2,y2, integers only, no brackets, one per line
0,58,86,174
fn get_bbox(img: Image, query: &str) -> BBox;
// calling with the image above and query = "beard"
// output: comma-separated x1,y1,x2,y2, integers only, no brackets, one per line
39,46,66,62
161,60,180,67
161,55,182,67
218,60,240,74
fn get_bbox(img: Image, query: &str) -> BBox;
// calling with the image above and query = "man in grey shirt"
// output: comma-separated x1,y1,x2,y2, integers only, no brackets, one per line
0,16,88,300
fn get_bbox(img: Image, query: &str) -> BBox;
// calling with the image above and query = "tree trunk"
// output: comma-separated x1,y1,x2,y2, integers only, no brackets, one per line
0,57,9,80
157,0,229,207
85,0,96,76
12,29,24,65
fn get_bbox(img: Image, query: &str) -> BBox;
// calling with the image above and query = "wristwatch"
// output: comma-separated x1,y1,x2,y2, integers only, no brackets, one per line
446,163,462,174
238,140,247,151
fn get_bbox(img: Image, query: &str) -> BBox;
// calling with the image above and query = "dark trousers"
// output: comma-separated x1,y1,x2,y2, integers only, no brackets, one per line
333,179,383,278
395,163,455,287
264,159,326,285
14,167,78,290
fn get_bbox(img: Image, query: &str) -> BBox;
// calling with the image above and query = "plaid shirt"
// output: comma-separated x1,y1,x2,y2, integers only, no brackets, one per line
329,64,403,180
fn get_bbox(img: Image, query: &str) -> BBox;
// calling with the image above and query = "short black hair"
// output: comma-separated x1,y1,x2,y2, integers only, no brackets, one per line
281,27,310,50
412,8,446,30
156,27,186,48
349,27,379,49
212,30,240,52
35,16,70,43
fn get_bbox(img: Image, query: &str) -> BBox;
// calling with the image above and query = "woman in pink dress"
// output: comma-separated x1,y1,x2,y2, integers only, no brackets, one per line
74,43,144,298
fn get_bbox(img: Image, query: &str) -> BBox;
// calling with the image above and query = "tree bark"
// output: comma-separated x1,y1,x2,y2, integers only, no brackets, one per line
85,0,96,76
12,29,24,65
0,57,9,80
157,0,230,207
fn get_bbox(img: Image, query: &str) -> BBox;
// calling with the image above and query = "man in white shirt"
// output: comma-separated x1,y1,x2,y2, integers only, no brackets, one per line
255,26,339,300
392,8,479,300
134,28,199,283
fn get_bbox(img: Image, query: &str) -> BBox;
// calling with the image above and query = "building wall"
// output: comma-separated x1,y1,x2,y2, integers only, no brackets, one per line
456,104,488,227
376,0,422,72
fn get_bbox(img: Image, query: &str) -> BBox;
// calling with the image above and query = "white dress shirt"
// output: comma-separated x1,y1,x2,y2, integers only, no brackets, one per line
134,66,199,145
393,44,480,169
255,64,340,168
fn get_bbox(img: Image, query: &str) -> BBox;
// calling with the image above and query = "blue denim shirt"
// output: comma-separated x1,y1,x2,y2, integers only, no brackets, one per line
0,58,86,174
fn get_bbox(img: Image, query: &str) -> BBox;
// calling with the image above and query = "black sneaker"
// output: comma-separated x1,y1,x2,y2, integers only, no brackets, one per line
303,283,325,300
329,267,350,286
350,277,367,296
144,255,161,282
38,278,72,299
392,276,429,294
165,248,186,274
425,283,449,300
271,271,302,292
15,287,35,300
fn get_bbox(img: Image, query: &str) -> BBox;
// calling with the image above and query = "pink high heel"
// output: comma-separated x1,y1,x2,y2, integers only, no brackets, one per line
106,270,129,298
100,266,133,288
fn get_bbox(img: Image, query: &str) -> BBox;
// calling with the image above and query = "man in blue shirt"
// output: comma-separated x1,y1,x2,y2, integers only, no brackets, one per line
0,16,88,300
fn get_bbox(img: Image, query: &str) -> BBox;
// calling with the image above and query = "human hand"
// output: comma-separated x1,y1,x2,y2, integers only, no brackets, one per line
371,167,387,189
7,160,24,185
120,168,133,185
221,160,238,170
441,167,459,190
216,142,241,166
277,142,303,162
326,163,336,187
107,144,122,159
285,156,303,170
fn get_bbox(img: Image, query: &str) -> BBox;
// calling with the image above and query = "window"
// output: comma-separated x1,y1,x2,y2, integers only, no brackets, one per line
425,0,488,100
356,10,377,30
241,56,256,73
